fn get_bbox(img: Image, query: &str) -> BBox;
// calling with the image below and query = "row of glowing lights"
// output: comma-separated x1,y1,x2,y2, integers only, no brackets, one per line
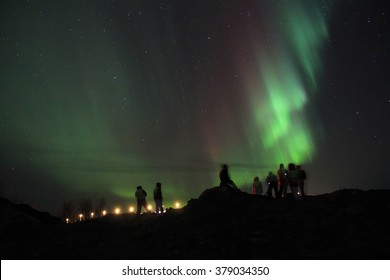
65,202,181,223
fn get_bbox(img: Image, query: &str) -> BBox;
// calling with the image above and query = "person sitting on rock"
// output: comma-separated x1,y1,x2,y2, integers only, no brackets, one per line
219,164,237,189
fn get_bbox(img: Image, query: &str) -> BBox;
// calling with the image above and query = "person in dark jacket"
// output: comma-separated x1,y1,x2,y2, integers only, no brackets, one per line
265,171,278,198
277,163,288,198
135,185,148,215
288,163,300,200
154,182,164,213
297,165,307,196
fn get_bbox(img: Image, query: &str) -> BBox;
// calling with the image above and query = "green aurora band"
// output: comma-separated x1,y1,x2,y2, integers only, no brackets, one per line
0,1,332,213
249,0,330,169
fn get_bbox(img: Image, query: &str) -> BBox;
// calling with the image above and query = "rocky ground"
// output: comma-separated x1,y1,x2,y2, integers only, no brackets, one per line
1,187,390,259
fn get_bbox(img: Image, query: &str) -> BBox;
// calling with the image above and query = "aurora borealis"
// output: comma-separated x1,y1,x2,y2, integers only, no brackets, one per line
1,0,389,215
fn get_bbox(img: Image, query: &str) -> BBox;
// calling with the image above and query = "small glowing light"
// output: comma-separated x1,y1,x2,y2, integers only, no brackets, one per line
147,205,152,211
65,218,69,223
175,202,180,208
90,212,95,218
115,208,120,215
102,210,107,216
129,206,134,213
79,214,83,221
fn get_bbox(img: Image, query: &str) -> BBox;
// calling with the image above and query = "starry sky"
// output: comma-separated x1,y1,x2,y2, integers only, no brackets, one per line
0,0,389,215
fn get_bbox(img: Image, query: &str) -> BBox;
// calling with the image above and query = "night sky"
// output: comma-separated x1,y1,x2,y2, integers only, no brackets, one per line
1,0,389,215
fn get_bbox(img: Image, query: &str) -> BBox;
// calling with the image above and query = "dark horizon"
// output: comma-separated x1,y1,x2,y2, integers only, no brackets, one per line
2,187,390,260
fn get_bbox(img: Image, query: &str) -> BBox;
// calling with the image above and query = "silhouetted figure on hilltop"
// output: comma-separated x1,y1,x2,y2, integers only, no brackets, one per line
297,165,307,197
277,163,288,198
252,176,263,195
135,186,149,215
265,171,278,198
219,164,237,189
288,163,300,200
154,182,164,214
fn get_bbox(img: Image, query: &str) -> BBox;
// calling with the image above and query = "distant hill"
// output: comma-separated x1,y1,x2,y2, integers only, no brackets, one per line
1,188,390,259
0,197,61,226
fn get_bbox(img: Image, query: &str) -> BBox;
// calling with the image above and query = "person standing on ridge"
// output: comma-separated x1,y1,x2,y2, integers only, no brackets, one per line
265,171,278,198
277,163,288,198
297,165,307,197
288,163,300,200
154,182,164,214
252,176,263,195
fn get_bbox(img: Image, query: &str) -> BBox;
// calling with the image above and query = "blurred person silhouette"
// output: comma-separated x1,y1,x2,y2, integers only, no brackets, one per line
252,176,263,195
135,185,149,215
219,164,237,189
288,163,300,200
277,163,288,198
154,182,164,214
297,165,307,197
265,171,278,198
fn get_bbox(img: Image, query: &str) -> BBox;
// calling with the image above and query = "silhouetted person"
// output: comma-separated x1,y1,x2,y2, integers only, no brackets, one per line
265,171,278,198
277,163,288,198
288,163,300,200
297,165,307,197
252,176,263,195
135,185,148,215
219,164,237,189
154,182,164,214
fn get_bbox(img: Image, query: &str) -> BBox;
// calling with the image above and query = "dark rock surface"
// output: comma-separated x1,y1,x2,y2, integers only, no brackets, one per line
1,188,390,259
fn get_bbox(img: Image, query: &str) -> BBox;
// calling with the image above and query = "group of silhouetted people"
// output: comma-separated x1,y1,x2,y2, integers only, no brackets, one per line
261,163,307,199
219,163,307,200
135,182,164,215
136,163,307,215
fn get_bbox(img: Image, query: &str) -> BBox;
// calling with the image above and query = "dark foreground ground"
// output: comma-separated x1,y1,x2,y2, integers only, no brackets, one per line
1,188,390,259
